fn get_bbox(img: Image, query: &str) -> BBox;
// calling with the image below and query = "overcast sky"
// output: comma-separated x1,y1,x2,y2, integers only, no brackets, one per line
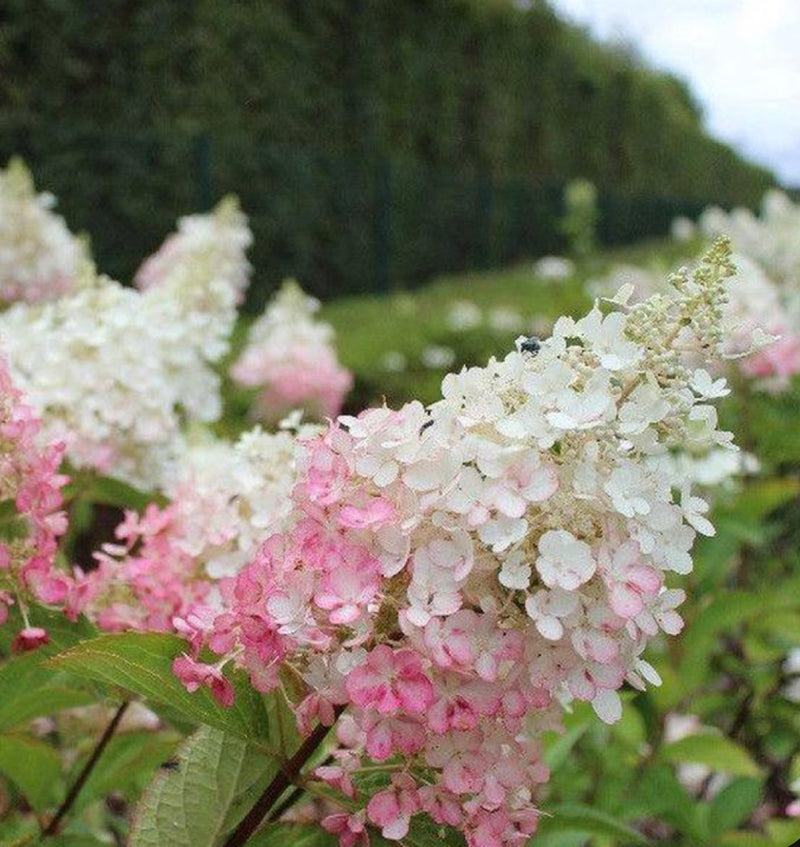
549,0,800,185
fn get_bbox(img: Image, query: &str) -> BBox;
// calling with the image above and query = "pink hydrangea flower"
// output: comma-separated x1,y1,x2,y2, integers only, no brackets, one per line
172,654,234,708
345,645,434,715
367,774,421,840
321,812,369,847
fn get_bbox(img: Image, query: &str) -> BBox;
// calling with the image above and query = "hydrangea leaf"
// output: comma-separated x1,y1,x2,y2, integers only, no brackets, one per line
129,726,280,847
47,632,272,745
0,732,62,811
535,804,653,845
660,733,762,777
708,777,764,834
69,729,182,815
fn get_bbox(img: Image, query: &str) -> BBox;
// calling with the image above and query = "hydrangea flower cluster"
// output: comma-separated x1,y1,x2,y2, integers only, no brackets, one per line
0,158,90,304
173,241,739,846
0,353,70,648
78,424,316,632
135,196,252,304
231,279,353,423
134,197,254,425
0,202,253,489
589,249,800,393
698,190,800,285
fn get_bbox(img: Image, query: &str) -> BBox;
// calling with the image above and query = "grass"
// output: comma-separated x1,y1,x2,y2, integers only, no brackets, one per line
221,237,696,432
317,237,693,409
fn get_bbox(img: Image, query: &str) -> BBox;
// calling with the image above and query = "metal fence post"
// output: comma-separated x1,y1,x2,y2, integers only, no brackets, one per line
374,156,392,293
194,131,215,210
477,171,493,269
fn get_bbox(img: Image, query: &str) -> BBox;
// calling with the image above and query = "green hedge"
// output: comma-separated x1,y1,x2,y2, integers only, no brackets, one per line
0,0,773,303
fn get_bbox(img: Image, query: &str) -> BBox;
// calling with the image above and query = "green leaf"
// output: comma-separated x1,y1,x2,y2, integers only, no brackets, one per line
247,825,338,846
660,733,762,778
765,818,800,846
543,723,588,772
405,815,465,847
64,473,162,511
679,576,800,693
0,732,62,810
129,726,281,847
720,478,800,524
535,803,653,845
709,777,764,834
720,835,773,847
0,609,99,730
47,632,271,744
70,729,182,814
0,653,95,730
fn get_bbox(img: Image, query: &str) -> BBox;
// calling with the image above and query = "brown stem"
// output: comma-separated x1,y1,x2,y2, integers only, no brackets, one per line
223,706,345,847
267,753,335,823
42,700,130,837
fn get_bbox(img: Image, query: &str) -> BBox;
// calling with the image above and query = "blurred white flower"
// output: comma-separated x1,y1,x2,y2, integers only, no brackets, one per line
488,306,525,333
421,345,456,369
0,200,252,489
0,157,91,303
534,256,575,281
447,300,482,331
671,216,696,243
230,279,352,424
381,351,408,372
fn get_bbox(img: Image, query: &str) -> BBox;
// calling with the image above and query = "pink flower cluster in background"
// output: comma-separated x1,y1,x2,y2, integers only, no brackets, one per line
231,279,353,423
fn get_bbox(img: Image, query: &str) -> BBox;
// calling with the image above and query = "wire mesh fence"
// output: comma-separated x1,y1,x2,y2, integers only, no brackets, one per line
2,121,713,309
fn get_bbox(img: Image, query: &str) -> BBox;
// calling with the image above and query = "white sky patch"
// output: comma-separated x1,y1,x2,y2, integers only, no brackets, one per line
549,0,800,185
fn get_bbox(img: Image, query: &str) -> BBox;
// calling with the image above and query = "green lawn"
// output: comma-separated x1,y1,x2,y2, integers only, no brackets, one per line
319,237,694,409
223,237,697,431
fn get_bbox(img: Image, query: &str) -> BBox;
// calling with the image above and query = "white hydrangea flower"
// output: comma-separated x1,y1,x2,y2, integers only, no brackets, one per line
0,199,252,489
534,255,575,281
535,530,596,590
447,300,482,331
0,157,91,304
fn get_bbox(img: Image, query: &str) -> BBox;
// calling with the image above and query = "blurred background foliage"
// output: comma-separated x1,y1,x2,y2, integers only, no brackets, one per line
0,0,774,306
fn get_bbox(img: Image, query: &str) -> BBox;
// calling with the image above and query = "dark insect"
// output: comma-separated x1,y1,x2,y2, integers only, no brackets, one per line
419,419,435,434
160,759,180,772
519,336,541,355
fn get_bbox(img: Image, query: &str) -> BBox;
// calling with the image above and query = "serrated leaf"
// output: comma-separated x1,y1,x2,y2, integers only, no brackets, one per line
129,726,281,847
535,803,653,845
47,633,271,745
661,733,761,777
708,777,764,834
0,732,62,810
